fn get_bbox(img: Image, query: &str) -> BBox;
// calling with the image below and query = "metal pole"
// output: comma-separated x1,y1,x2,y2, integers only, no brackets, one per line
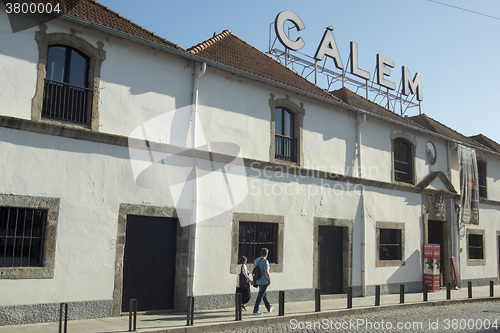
128,299,137,332
375,285,380,306
423,283,428,302
400,284,404,304
347,287,353,309
314,289,320,312
468,281,472,299
58,303,68,333
235,293,242,321
446,282,451,300
278,291,285,316
186,296,194,326
490,281,494,297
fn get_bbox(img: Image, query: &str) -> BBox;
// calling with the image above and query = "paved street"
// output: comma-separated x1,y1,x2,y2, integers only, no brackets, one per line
220,302,500,332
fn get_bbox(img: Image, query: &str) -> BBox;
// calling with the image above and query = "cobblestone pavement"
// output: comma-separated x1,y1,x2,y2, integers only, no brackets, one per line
220,301,500,332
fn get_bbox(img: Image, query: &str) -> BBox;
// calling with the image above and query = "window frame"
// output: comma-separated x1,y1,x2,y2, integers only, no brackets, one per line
466,228,485,266
477,159,487,199
32,24,106,131
269,94,304,166
231,213,284,273
0,195,59,279
391,134,416,185
376,221,405,267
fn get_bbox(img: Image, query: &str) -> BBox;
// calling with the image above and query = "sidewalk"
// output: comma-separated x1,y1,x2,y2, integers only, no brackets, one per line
2,284,500,333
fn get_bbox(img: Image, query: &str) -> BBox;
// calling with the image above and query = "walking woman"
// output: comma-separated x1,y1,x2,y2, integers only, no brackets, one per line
236,256,252,310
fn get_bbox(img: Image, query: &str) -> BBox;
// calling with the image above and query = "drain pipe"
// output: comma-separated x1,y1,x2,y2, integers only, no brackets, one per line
356,112,367,296
187,62,207,301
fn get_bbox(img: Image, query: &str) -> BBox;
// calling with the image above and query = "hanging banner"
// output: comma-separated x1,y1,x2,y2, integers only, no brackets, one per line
458,145,479,225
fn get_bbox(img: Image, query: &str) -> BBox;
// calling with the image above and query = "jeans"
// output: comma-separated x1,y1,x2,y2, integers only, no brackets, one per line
253,283,271,313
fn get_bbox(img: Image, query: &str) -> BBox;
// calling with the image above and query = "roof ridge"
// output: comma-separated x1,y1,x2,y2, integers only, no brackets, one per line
187,30,232,54
82,0,181,49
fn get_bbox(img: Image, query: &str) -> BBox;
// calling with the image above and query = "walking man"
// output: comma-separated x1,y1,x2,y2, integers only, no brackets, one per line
253,248,273,315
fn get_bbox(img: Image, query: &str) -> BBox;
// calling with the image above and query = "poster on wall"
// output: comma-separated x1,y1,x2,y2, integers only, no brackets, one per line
423,244,440,291
458,144,479,225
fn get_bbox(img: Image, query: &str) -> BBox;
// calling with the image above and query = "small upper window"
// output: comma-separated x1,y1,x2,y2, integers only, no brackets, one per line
42,45,91,125
425,141,437,165
274,107,296,162
394,138,414,184
477,160,487,198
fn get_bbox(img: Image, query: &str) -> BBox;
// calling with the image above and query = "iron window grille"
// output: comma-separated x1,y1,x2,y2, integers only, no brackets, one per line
393,138,413,184
238,222,278,263
468,234,484,260
42,45,92,125
0,207,47,268
477,160,487,198
275,107,297,162
379,228,402,261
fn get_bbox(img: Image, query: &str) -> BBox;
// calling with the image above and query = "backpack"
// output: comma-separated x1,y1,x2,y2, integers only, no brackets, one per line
252,258,263,288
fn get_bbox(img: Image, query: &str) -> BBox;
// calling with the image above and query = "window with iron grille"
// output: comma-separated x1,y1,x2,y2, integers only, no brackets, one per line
393,138,413,184
238,222,278,263
42,45,92,125
477,160,487,198
379,228,402,261
275,107,296,162
468,234,483,260
0,207,47,268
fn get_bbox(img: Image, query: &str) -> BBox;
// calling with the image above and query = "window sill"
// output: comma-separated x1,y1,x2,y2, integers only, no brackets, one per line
0,266,54,279
376,260,405,267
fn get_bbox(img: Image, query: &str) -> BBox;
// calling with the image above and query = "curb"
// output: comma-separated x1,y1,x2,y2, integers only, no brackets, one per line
142,297,500,333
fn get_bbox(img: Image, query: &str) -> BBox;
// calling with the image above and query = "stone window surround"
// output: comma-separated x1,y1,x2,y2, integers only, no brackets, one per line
390,132,416,185
0,194,59,279
269,94,305,167
376,221,406,267
313,217,353,291
466,228,485,266
231,213,284,274
32,24,106,131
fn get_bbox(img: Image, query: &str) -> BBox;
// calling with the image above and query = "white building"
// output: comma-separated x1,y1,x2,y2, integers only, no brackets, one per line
1,0,499,326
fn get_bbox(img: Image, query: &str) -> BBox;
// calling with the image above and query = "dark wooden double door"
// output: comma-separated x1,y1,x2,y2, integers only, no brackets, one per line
318,226,344,294
122,215,177,312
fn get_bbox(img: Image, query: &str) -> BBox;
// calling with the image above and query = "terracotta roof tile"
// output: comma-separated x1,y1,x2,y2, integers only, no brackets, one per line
331,87,423,128
187,31,338,101
409,114,491,151
29,0,181,49
469,134,500,153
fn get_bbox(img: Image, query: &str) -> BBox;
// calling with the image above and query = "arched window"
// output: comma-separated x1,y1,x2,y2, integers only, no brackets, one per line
477,160,487,198
42,45,91,125
274,107,296,162
393,137,414,184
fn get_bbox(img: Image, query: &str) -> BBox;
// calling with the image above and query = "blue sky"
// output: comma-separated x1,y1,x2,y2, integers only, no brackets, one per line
99,0,500,144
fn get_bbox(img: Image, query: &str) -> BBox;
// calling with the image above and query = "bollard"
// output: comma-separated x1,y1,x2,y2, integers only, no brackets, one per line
186,296,194,326
491,281,494,297
235,293,242,321
278,291,285,316
446,282,451,300
347,286,353,309
400,284,404,304
315,289,321,312
128,299,137,332
423,283,428,302
375,285,380,306
468,281,472,298
58,303,68,333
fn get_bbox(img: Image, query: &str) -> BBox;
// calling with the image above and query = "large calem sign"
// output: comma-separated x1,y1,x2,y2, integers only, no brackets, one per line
275,11,423,101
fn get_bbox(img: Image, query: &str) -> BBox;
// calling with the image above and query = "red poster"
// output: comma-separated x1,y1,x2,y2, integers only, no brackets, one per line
423,244,440,291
